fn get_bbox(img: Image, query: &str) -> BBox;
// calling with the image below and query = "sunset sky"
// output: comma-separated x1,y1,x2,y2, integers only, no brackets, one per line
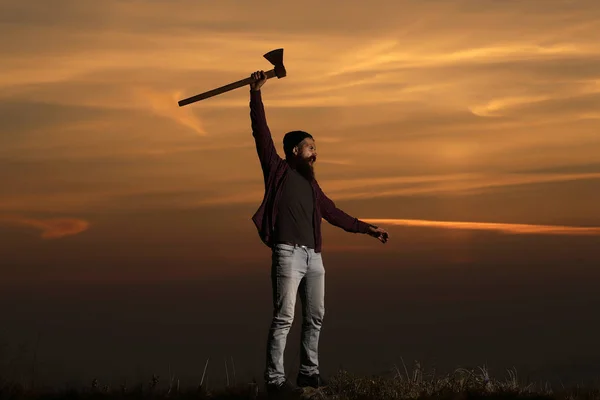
1,0,600,389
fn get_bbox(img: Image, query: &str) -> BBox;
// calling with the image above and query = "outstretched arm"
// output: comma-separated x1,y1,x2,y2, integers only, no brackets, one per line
317,184,371,233
317,184,389,243
250,71,282,182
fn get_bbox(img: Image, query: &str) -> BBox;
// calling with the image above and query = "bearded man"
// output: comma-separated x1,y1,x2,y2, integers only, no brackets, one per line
248,70,389,397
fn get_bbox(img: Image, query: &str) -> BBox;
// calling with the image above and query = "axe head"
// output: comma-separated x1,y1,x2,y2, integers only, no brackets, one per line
264,48,286,78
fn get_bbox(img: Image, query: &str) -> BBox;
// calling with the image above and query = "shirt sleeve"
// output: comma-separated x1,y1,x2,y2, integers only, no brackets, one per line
250,89,282,181
316,183,372,234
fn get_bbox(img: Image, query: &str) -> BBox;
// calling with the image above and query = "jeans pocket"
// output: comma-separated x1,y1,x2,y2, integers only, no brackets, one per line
274,244,295,257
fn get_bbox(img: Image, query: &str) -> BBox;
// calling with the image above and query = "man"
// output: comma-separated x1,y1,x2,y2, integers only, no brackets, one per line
248,70,389,397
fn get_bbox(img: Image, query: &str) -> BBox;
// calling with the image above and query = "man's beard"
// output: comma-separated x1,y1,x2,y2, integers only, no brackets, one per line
294,155,316,181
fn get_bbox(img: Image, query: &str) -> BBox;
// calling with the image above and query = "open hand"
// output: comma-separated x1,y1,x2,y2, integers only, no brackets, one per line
367,225,389,244
250,70,267,91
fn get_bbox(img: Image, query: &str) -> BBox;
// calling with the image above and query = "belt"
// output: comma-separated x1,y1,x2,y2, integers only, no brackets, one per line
277,241,312,250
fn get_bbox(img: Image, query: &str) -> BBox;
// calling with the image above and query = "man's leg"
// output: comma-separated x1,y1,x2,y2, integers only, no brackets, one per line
265,244,307,386
298,249,325,379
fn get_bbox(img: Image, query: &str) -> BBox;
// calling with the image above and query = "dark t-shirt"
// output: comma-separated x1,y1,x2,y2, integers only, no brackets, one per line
272,168,315,248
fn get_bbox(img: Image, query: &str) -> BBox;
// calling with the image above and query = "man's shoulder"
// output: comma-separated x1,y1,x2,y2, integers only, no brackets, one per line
311,179,324,195
268,158,289,181
278,158,290,171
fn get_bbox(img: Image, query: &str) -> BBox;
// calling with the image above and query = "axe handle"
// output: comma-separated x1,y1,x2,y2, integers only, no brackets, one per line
178,69,277,106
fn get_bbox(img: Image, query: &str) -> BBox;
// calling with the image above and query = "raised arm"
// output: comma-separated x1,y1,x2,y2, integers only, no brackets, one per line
250,71,282,181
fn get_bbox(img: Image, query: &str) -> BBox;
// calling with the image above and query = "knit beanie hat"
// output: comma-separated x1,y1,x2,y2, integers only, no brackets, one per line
283,130,313,156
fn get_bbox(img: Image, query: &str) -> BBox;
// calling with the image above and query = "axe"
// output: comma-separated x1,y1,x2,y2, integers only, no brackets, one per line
178,48,286,107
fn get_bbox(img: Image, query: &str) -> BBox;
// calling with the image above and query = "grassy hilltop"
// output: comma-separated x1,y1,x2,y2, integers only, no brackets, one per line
2,363,600,400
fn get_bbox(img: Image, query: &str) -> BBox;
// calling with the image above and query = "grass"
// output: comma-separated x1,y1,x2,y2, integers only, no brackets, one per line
2,362,600,400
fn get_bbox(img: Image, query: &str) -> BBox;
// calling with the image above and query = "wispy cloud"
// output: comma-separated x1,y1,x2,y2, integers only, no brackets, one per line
0,214,90,239
321,172,600,200
132,86,206,136
327,42,597,78
2,169,598,214
362,218,600,236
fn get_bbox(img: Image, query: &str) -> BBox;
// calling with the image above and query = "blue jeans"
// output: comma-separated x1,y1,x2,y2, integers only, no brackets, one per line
264,243,325,385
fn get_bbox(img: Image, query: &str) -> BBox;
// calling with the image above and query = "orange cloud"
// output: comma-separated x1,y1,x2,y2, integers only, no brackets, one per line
362,218,600,236
0,214,90,239
133,87,206,136
328,42,595,78
321,172,600,200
